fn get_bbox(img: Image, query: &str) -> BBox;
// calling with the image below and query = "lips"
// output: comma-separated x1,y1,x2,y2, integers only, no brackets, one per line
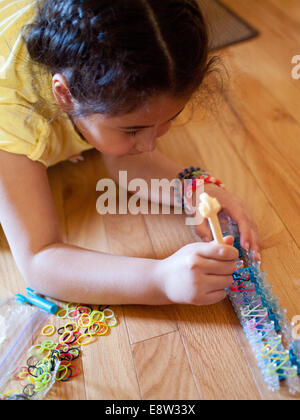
128,149,143,155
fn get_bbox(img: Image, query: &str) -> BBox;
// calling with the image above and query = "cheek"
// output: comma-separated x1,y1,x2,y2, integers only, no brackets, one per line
85,128,133,156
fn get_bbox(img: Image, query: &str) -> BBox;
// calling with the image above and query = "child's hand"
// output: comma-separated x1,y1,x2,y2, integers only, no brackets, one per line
157,236,238,305
195,184,261,260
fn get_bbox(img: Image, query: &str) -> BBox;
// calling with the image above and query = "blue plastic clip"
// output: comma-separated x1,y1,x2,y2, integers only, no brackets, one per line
15,288,58,314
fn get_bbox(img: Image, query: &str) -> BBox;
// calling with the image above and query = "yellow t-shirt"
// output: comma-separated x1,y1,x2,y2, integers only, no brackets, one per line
0,0,94,167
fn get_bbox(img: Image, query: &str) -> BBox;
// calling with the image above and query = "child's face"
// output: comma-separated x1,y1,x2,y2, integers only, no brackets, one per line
73,95,189,156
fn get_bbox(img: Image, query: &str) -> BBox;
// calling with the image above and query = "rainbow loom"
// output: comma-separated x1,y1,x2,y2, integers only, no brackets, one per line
222,212,300,394
199,193,300,394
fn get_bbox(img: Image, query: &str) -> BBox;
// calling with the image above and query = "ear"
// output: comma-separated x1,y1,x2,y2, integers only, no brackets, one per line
52,73,74,111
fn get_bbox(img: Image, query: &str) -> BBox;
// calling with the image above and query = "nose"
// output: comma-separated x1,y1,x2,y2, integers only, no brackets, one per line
135,122,172,152
135,129,157,153
157,121,172,138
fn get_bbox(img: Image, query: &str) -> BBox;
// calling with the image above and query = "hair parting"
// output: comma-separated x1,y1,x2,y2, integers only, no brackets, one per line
22,0,223,119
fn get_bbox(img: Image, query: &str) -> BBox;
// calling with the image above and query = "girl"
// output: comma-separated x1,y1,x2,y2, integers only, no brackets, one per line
0,0,260,305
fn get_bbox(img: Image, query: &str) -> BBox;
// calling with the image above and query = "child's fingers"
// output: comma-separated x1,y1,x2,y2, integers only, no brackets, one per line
238,218,260,256
225,203,260,258
206,275,234,290
203,289,227,305
223,236,234,246
186,238,239,262
237,219,253,251
250,226,261,260
194,258,237,276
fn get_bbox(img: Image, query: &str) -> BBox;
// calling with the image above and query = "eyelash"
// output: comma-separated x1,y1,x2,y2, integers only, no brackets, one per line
127,131,139,137
124,115,178,137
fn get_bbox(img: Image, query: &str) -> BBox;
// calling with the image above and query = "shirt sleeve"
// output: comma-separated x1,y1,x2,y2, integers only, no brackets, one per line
0,102,50,165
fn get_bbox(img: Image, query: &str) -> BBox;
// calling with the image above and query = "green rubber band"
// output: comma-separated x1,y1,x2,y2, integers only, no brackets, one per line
57,308,68,319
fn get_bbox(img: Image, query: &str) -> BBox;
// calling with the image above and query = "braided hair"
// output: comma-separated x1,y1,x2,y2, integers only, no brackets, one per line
23,0,217,118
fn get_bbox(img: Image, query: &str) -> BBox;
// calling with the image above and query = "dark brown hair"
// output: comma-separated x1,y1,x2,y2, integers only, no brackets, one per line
23,0,218,118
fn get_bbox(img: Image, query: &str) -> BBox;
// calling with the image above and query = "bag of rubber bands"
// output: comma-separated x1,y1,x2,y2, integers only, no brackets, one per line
0,296,60,400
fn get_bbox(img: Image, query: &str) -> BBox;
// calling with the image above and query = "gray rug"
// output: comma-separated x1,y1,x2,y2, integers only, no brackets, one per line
197,0,259,51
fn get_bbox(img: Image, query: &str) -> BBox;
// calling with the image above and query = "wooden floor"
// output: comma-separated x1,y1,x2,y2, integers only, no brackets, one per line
1,0,300,400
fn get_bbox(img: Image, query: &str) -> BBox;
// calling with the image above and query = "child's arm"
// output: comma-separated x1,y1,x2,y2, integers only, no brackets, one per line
103,150,261,259
102,149,182,206
0,150,163,304
0,150,238,306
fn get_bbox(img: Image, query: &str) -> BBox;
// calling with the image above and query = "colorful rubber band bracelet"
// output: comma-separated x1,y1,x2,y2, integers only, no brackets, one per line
177,166,225,211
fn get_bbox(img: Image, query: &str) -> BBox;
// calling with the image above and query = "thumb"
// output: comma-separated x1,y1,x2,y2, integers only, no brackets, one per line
223,236,234,246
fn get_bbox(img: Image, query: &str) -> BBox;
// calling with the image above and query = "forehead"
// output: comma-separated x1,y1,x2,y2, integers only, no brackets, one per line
84,95,190,126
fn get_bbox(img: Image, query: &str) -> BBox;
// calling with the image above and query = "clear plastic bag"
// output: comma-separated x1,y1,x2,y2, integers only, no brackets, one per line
0,297,60,400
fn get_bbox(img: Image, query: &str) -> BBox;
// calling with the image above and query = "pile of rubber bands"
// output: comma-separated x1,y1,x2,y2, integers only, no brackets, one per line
1,303,118,400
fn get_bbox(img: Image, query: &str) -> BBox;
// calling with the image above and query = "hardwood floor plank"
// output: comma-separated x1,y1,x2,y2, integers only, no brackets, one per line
261,243,300,318
222,0,300,47
123,304,178,345
175,301,261,400
0,226,25,295
219,90,300,246
266,0,300,23
220,0,300,121
132,331,200,400
82,307,141,400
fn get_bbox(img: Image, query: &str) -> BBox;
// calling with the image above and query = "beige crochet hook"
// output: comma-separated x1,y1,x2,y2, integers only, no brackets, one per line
199,193,224,245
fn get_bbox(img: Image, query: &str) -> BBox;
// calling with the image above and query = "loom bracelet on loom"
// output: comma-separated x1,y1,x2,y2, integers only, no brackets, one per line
220,213,300,394
198,193,300,394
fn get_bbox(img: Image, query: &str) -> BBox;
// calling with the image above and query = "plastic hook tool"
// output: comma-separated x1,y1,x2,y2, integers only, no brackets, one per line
199,193,224,244
15,288,58,314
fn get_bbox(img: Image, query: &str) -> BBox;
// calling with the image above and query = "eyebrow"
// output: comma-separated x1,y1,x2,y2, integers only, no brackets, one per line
118,107,185,130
